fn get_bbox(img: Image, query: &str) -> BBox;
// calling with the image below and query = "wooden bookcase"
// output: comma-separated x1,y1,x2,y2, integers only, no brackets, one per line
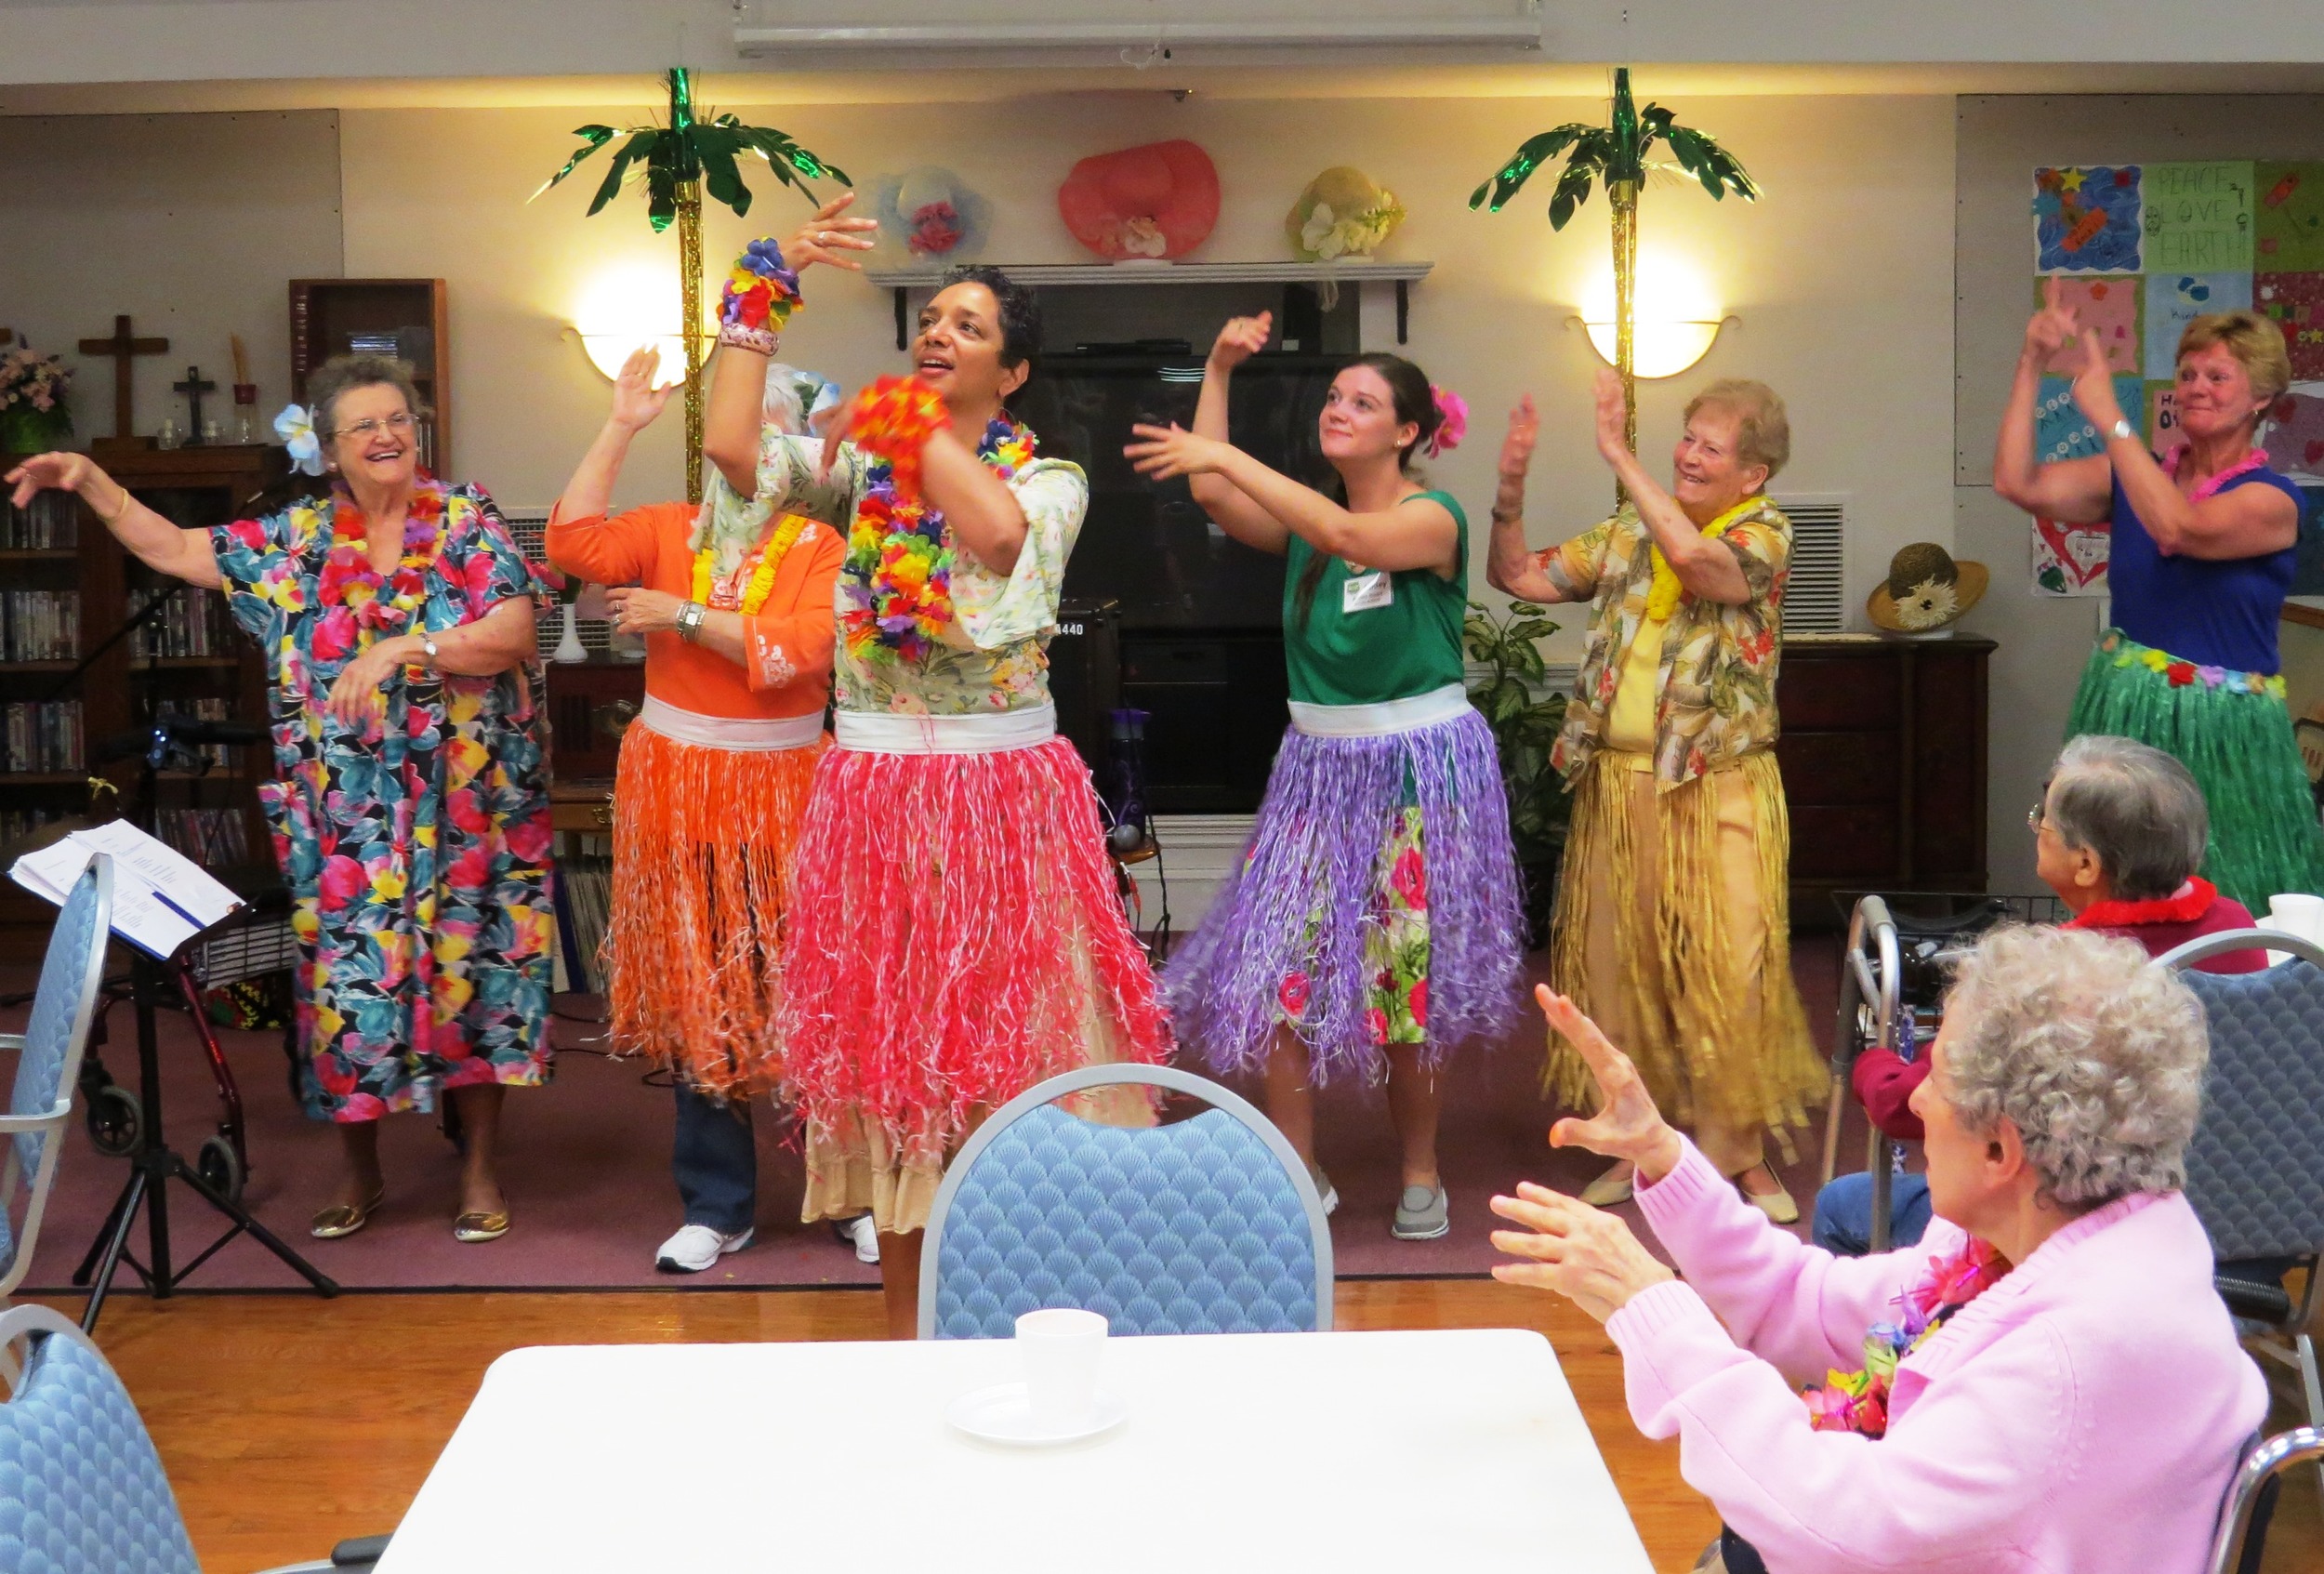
289,279,451,478
0,443,286,956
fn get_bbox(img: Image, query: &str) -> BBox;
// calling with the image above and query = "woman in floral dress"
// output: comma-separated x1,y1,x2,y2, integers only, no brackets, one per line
1127,312,1525,1244
7,355,552,1244
704,246,1169,1336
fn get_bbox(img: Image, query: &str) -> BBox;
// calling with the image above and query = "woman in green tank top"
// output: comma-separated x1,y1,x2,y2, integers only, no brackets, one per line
1125,315,1525,1244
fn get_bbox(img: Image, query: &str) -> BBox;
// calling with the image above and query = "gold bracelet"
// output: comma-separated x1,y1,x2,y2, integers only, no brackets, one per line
97,484,133,526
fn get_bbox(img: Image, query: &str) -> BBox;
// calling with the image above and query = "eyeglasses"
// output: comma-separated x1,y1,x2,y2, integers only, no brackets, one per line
332,413,417,441
2027,799,2048,833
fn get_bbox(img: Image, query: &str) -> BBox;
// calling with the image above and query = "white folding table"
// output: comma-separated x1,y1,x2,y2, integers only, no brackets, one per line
375,1327,1653,1573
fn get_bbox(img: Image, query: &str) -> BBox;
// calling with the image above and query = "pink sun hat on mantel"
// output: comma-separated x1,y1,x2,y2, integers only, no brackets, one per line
1057,139,1221,261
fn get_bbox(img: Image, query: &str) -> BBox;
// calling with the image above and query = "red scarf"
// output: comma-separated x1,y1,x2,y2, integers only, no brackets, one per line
2066,877,2214,932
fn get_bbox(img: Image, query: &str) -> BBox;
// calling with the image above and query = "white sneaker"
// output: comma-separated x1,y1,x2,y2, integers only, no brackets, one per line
655,1223,753,1273
844,1214,879,1263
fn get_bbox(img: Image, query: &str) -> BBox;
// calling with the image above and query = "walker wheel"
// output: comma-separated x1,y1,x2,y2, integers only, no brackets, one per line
86,1085,143,1157
195,1134,245,1205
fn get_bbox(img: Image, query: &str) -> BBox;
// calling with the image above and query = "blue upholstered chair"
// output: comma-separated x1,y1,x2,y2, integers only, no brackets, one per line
0,857,112,1303
2160,929,2324,1509
918,1064,1333,1340
0,1302,391,1574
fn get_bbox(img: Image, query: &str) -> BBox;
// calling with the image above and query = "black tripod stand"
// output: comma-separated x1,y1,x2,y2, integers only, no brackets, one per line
72,719,338,1331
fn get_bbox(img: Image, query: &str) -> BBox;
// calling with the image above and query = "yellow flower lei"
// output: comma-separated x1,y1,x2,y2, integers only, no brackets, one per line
1645,496,1762,622
691,512,813,615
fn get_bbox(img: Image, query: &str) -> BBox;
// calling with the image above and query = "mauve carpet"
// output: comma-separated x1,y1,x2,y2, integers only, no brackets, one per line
3,940,1850,1294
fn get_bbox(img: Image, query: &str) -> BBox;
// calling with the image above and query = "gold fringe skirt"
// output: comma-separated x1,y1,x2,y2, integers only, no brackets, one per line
603,720,825,1098
1546,749,1823,1162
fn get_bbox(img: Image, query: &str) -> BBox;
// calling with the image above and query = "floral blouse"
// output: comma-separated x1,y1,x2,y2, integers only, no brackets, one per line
707,428,1089,716
1540,497,1790,788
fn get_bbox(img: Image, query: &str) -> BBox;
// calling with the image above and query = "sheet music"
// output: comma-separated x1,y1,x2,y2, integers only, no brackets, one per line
8,821,244,959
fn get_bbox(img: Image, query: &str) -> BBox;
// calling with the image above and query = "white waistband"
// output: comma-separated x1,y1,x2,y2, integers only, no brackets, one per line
834,701,1058,755
636,695,824,752
1287,682,1473,738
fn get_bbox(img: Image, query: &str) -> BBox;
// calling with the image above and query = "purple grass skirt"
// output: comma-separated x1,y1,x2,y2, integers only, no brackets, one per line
1162,697,1525,1082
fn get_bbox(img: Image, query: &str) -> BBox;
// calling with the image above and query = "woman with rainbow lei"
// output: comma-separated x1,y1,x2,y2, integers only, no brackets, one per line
543,199,871,1276
7,356,551,1245
1489,926,2263,1574
1125,311,1524,1243
1996,284,2324,908
703,239,1169,1336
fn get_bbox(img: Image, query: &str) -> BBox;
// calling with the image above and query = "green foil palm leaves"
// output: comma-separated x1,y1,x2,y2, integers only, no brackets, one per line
1470,69,1756,469
534,68,848,501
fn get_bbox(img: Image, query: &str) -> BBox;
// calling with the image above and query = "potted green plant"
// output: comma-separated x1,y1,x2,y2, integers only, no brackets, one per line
1464,599,1572,947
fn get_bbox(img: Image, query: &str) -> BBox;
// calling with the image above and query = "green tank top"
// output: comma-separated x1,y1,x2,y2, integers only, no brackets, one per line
1281,489,1469,707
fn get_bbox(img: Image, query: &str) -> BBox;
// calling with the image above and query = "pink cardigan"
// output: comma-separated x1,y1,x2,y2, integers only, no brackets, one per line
1604,1141,2265,1573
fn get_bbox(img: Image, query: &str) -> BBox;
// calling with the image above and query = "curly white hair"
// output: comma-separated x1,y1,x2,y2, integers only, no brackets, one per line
1939,924,2208,1208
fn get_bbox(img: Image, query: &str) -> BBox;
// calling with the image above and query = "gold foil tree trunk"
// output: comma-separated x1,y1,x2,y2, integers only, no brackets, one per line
1610,179,1640,496
678,181,706,503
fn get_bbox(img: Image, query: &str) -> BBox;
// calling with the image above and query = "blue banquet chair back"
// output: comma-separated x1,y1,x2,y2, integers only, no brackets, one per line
0,856,112,1302
918,1064,1333,1339
0,1303,200,1574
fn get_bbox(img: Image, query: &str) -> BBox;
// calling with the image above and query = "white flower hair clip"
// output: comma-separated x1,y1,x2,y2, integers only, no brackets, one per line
274,403,326,477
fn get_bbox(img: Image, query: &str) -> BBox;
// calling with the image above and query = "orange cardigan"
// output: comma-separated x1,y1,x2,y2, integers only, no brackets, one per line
544,500,841,722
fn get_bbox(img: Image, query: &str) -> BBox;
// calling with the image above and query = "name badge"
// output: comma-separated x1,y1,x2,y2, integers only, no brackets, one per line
1342,570,1394,614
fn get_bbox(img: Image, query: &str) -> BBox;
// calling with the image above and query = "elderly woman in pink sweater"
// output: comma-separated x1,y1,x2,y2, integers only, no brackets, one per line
1492,924,2263,1574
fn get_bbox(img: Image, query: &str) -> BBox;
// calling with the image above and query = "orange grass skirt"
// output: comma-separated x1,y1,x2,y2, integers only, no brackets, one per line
603,719,825,1097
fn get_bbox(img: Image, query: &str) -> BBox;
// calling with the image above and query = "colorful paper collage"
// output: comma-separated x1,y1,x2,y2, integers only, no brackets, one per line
2027,161,2324,593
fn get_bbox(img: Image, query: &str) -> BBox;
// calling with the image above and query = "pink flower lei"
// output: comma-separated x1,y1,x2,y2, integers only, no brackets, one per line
1803,1236,2009,1439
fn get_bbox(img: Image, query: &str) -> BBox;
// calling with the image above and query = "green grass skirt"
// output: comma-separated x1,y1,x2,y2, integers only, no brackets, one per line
2067,629,2324,909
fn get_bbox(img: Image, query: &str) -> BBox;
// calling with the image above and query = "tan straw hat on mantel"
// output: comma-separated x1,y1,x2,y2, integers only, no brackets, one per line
1867,542,1988,636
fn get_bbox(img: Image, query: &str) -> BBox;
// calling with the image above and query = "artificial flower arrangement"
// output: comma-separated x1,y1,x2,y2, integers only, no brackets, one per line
0,341,73,449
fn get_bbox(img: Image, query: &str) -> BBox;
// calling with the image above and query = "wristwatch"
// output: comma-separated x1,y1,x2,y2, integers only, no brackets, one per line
676,601,708,643
418,634,441,668
2108,417,2135,443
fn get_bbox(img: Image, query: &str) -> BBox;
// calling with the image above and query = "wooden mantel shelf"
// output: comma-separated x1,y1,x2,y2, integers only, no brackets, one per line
863,259,1433,347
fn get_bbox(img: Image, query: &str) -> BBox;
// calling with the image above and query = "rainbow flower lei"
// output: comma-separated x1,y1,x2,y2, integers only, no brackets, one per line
315,483,447,632
717,238,802,353
839,410,1037,665
1804,1236,2008,1439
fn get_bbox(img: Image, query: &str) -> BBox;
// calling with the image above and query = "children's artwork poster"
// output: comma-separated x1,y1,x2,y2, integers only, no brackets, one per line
2032,516,2112,597
2028,160,2324,593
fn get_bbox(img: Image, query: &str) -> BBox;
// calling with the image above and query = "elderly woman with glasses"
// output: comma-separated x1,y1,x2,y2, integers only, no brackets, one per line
1491,926,2264,1574
1816,733,2265,1256
6,354,552,1245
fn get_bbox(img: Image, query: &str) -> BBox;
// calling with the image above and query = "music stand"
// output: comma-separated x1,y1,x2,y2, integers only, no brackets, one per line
72,718,337,1332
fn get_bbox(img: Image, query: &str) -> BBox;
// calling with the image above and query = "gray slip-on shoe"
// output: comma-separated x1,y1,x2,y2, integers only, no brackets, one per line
1392,1183,1449,1240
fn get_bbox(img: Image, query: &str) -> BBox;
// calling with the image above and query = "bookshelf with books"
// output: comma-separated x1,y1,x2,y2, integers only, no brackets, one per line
0,442,285,955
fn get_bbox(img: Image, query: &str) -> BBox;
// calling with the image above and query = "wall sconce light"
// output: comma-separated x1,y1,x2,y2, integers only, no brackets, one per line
569,263,693,386
565,326,692,386
1570,313,1740,380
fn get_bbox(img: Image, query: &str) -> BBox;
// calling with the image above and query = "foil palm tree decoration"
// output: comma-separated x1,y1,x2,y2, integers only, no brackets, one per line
1470,68,1756,464
535,67,849,501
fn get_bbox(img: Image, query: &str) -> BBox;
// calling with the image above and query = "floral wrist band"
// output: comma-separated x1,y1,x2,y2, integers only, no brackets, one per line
717,322,783,354
720,237,802,347
847,376,948,496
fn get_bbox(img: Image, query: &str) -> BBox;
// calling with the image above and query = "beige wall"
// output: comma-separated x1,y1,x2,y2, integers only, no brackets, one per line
337,93,1956,642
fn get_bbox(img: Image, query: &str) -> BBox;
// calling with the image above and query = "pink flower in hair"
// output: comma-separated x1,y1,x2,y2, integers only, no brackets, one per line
1426,385,1468,457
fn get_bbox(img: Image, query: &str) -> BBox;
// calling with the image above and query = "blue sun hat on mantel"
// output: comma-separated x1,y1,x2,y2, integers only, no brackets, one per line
872,167,992,261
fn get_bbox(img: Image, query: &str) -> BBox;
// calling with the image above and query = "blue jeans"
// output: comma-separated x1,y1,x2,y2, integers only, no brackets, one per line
1811,1171,1933,1256
672,1082,757,1235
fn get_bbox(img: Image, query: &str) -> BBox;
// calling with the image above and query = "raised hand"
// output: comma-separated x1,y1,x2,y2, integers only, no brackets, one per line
6,451,94,508
786,192,880,274
1489,1181,1676,1323
1591,366,1631,466
1208,311,1273,372
1124,422,1232,481
1537,985,1684,1181
2067,325,2125,433
1499,393,1540,480
609,347,676,431
2023,276,2080,365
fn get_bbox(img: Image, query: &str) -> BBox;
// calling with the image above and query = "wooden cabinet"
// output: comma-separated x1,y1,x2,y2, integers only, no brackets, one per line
289,279,450,477
1775,633,1994,920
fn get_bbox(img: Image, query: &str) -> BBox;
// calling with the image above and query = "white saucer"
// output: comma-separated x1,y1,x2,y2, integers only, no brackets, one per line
946,1382,1129,1447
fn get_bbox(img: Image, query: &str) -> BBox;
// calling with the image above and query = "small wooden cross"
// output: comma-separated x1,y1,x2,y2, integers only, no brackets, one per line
173,365,218,443
76,315,170,439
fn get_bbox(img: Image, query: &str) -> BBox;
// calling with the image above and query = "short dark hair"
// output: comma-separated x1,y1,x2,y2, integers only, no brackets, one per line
943,264,1043,368
2045,734,2210,902
307,353,429,439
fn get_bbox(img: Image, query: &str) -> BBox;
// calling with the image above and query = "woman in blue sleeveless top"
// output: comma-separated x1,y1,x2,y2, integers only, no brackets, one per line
1125,313,1524,1243
1996,288,2324,907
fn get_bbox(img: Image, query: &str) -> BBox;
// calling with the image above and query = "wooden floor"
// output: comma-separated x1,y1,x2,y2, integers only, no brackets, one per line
24,1281,2324,1574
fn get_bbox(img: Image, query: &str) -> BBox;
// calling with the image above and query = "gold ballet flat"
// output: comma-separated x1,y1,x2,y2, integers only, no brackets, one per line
310,1189,385,1240
453,1209,511,1244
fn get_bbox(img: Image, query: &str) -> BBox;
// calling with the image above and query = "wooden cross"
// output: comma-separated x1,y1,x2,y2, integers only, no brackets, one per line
173,365,218,443
76,315,170,439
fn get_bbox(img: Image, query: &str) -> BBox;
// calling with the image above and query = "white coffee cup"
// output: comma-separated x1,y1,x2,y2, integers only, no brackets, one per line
1016,1307,1107,1432
2268,893,2324,946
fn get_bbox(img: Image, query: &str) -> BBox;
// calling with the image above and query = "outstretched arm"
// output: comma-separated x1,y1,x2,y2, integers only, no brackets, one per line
1482,395,1575,604
7,453,219,589
1992,279,2114,524
1185,313,1292,554
1123,426,1458,574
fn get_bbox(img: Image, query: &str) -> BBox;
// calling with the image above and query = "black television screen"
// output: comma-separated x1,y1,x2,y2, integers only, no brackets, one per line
1015,354,1344,631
